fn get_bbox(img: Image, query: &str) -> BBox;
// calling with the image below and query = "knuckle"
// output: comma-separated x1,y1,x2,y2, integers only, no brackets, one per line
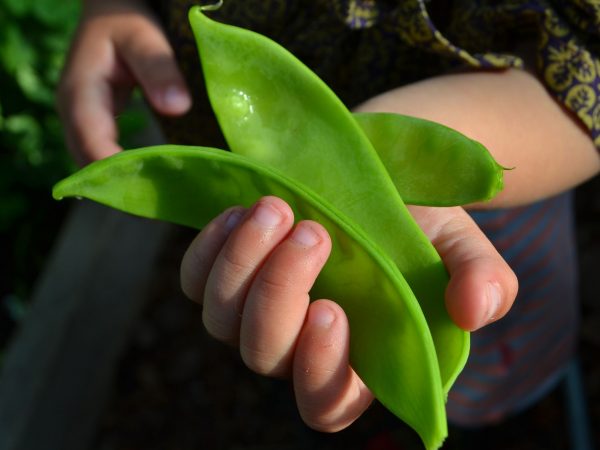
202,307,238,344
240,344,285,377
300,408,339,433
241,346,269,374
220,242,255,276
253,267,294,300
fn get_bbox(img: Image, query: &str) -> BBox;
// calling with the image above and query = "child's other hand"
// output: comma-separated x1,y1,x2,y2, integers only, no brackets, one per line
57,0,191,165
180,196,518,432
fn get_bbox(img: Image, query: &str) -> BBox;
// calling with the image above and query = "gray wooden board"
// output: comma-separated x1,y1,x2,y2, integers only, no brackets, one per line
0,200,172,450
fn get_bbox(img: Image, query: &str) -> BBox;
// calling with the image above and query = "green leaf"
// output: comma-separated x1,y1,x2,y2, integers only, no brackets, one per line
0,192,29,231
0,25,37,73
4,114,43,165
33,0,80,26
3,0,33,17
16,64,54,105
4,114,37,134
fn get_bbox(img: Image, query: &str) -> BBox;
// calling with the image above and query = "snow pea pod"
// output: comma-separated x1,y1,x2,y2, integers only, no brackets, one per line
52,7,506,449
189,7,467,395
354,112,504,206
52,145,447,449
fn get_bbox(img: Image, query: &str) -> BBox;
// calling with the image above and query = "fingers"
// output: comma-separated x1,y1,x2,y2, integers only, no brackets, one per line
408,205,519,331
202,197,295,343
57,22,125,164
115,14,191,115
293,300,374,432
181,196,371,431
57,5,191,164
182,198,515,433
180,206,247,302
239,219,331,377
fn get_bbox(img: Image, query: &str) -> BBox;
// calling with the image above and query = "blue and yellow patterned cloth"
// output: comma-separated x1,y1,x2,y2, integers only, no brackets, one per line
148,0,598,426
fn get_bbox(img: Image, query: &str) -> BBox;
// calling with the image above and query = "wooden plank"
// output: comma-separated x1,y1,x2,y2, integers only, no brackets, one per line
0,200,171,450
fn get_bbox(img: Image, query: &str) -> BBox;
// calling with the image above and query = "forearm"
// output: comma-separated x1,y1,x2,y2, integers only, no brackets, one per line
355,69,599,208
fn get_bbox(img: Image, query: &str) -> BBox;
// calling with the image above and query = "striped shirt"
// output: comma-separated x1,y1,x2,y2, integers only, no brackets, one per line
449,192,579,424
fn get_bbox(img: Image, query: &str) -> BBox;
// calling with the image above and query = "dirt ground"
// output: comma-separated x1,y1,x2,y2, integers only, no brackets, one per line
92,180,599,450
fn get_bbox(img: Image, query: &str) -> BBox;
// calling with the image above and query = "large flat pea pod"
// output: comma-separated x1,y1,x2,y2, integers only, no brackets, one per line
53,146,447,449
189,7,468,393
354,112,504,206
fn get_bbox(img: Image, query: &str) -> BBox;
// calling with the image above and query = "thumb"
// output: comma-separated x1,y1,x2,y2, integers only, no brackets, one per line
116,16,192,116
408,205,519,331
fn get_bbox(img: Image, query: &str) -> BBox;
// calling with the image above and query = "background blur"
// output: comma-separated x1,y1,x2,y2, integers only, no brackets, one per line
0,0,145,352
0,0,79,342
0,0,598,449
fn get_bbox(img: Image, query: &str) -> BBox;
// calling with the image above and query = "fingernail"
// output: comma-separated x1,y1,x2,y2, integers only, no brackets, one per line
163,85,191,111
486,282,502,323
311,305,335,329
224,209,244,232
290,223,320,247
252,202,283,228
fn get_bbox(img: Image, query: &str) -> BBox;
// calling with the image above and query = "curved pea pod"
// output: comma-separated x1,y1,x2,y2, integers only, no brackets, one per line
189,7,468,396
53,146,447,449
354,112,504,206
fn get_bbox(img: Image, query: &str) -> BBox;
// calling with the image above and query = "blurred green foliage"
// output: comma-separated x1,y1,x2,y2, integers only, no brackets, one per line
0,0,147,333
0,0,83,340
0,0,80,231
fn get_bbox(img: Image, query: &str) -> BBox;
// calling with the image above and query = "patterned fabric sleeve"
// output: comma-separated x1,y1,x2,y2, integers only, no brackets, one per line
349,0,600,149
539,1,600,149
337,0,600,149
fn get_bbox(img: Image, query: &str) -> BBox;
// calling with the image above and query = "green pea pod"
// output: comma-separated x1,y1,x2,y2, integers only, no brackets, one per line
52,146,447,449
52,7,507,449
189,7,467,396
354,112,504,206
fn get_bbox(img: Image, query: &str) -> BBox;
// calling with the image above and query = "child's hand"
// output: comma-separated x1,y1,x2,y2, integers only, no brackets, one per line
180,196,518,432
57,0,191,165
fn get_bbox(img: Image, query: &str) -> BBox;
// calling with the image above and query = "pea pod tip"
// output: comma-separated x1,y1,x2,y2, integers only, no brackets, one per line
52,184,66,201
52,177,80,202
